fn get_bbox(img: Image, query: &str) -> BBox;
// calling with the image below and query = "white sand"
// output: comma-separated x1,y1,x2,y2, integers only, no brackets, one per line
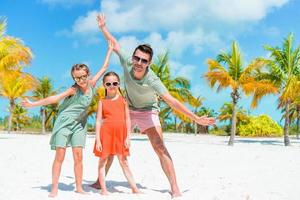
0,133,299,200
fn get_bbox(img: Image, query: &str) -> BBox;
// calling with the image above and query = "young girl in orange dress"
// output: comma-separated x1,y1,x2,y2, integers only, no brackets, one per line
93,71,140,195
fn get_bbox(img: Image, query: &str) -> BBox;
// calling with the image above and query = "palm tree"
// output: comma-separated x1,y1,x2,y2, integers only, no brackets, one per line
218,102,249,134
87,86,106,117
0,18,32,73
0,18,35,133
32,76,56,134
197,107,217,134
189,95,204,134
0,70,37,133
45,103,59,130
151,52,194,130
12,104,30,131
287,102,300,139
205,41,278,145
263,33,300,146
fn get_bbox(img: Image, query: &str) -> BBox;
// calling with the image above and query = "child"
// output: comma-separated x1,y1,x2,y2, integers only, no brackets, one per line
93,71,140,195
21,41,114,197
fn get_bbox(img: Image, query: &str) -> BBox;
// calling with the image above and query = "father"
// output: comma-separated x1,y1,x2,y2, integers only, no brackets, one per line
93,13,215,198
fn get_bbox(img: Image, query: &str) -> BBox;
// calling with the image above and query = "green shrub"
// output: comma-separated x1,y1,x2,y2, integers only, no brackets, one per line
237,114,282,137
210,126,229,136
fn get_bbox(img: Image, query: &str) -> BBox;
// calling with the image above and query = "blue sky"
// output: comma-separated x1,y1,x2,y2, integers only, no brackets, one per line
1,0,300,124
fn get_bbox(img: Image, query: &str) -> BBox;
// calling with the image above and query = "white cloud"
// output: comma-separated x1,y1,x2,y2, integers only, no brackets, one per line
209,0,288,23
69,0,289,36
169,60,197,81
39,0,95,7
99,0,288,32
115,29,225,58
72,10,99,35
58,0,289,57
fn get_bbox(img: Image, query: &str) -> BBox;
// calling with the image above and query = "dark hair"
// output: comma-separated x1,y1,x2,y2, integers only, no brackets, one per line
103,71,123,97
133,44,153,61
71,63,90,77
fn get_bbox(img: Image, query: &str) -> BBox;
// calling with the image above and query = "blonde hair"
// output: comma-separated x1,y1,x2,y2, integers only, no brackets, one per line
71,63,90,77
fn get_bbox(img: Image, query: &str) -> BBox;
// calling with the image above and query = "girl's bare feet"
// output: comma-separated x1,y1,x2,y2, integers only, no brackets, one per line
75,188,88,195
132,188,142,194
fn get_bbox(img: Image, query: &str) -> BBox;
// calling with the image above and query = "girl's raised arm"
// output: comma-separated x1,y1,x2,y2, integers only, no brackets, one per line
22,86,77,108
90,41,114,87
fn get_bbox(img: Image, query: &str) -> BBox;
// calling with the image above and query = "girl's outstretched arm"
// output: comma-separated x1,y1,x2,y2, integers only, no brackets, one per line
95,101,103,152
90,40,114,87
97,13,121,55
21,86,77,108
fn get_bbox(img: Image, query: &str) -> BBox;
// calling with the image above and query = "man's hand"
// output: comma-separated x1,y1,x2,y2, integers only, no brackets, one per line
97,13,106,29
21,98,34,108
195,115,216,126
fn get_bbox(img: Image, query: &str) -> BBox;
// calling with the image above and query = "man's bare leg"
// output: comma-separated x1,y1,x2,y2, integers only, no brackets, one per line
145,126,181,198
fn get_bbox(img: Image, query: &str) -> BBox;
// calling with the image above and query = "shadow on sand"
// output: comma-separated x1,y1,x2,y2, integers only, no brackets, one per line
33,182,75,192
231,138,300,146
85,179,148,193
130,138,149,141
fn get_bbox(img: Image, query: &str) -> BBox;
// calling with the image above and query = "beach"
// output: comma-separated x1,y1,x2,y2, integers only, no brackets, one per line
0,133,299,200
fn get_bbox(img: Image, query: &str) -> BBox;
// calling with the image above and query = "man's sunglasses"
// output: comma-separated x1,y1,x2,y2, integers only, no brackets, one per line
73,74,88,82
105,82,119,87
132,55,149,64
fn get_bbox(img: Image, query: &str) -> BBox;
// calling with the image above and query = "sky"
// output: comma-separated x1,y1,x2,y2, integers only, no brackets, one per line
1,0,300,124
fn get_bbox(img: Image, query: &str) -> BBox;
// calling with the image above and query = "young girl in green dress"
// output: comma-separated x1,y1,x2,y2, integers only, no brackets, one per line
22,41,114,197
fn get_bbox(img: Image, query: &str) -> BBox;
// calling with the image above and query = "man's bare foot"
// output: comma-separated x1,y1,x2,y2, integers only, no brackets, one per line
48,190,57,198
89,181,101,189
48,191,57,198
100,190,108,195
171,191,182,198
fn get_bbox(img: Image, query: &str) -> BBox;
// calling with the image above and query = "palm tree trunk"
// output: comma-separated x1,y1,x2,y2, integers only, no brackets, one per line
194,122,197,135
228,91,239,146
41,107,46,134
8,99,15,134
283,102,291,146
16,121,19,131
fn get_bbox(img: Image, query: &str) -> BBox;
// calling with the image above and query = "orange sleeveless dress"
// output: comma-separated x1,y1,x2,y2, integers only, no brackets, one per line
93,96,129,158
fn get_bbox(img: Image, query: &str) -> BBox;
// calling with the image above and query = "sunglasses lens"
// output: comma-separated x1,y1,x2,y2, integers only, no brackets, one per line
133,56,148,64
141,59,148,64
133,56,139,62
82,75,87,80
105,82,119,87
74,74,88,82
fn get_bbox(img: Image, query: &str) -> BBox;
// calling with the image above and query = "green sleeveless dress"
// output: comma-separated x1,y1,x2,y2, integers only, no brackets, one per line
50,85,95,150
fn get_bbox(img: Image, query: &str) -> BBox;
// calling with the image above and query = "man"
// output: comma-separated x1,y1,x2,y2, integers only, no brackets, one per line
92,13,215,198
